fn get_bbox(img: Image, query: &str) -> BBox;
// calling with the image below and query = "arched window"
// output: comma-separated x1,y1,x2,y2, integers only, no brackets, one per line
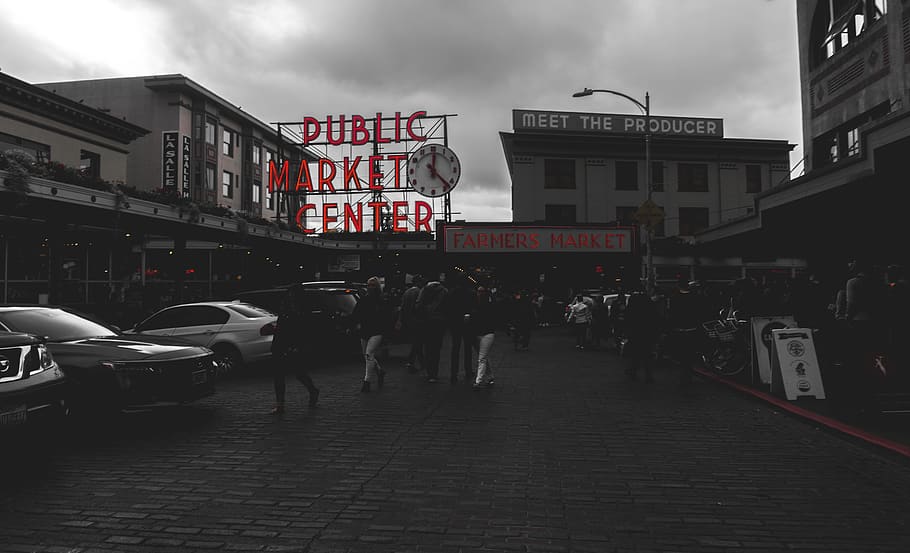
810,0,886,69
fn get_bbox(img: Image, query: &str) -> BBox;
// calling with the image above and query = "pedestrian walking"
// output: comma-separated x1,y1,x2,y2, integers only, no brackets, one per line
666,279,709,386
416,279,448,383
508,291,535,350
270,285,320,414
469,285,498,389
446,273,476,384
397,275,425,373
567,295,592,350
351,276,392,393
624,290,660,382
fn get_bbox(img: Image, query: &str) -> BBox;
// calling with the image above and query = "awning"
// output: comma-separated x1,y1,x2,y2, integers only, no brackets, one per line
822,0,864,47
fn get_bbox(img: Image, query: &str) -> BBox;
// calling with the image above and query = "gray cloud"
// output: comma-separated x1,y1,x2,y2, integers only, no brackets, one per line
1,0,804,222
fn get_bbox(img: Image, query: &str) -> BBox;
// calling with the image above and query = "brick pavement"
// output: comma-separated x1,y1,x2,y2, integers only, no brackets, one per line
2,327,910,552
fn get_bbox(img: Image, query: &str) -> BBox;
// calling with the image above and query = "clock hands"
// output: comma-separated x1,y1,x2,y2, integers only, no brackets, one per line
425,163,450,187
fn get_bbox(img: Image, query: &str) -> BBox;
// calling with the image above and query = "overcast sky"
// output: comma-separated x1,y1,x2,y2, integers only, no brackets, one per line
0,0,802,222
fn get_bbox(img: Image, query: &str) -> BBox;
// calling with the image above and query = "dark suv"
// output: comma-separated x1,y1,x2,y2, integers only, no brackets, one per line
1,331,67,427
234,284,362,358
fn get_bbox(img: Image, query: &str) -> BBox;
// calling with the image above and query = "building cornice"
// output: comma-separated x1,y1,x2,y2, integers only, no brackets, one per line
0,72,149,144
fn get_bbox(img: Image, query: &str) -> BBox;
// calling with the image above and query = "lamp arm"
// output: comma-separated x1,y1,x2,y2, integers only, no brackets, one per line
583,89,647,115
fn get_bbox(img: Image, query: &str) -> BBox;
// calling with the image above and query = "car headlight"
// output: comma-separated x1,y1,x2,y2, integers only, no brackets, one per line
37,344,55,370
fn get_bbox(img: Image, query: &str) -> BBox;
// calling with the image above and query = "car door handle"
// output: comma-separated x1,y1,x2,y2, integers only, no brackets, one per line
203,330,215,334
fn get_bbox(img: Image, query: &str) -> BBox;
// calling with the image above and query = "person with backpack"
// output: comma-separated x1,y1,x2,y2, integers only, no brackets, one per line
270,285,320,414
416,279,448,383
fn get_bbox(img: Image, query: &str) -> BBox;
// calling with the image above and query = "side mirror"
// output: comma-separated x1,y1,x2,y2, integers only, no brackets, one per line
110,325,122,333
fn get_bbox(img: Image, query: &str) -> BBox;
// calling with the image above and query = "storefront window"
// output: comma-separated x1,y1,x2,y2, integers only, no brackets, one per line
6,235,49,281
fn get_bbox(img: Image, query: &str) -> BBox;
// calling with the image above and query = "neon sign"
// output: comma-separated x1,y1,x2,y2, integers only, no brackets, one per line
269,110,448,234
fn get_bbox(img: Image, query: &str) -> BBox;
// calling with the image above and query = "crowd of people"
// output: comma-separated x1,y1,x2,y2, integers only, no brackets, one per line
268,273,542,413
268,260,910,414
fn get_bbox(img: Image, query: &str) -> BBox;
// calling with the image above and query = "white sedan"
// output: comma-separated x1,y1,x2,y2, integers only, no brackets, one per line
127,301,276,373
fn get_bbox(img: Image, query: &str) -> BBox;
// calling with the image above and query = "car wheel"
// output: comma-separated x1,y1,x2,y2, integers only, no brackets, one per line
212,344,243,377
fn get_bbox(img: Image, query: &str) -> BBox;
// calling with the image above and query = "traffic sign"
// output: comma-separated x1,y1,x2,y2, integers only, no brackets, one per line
634,199,664,228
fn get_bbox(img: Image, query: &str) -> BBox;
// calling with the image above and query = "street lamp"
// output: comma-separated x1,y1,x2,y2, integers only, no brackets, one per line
573,87,654,293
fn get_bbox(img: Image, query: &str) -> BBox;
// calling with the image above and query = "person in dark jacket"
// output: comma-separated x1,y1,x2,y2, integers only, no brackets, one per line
624,290,660,382
666,279,709,385
270,285,320,414
351,276,392,393
508,291,535,350
469,285,498,389
446,273,476,384
416,280,448,383
397,275,425,373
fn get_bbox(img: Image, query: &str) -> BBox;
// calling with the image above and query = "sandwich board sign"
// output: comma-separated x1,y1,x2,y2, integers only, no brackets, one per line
751,316,797,385
769,328,826,400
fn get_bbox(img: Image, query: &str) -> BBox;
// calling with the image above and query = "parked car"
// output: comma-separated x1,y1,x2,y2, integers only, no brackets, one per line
1,331,67,427
0,306,218,412
234,284,362,358
127,301,277,373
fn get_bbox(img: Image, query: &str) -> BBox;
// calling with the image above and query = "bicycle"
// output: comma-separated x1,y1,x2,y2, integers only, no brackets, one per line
700,313,752,377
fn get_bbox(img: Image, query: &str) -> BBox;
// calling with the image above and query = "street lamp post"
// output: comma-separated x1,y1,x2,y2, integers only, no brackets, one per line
572,87,654,293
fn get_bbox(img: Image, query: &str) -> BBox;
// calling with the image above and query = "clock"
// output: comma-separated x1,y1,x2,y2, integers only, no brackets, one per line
407,144,461,198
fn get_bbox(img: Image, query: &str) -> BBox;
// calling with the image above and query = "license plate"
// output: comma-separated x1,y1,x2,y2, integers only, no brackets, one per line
0,404,27,426
192,369,208,385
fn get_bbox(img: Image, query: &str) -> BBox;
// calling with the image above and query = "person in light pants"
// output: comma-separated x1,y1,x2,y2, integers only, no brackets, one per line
470,285,498,389
352,277,391,393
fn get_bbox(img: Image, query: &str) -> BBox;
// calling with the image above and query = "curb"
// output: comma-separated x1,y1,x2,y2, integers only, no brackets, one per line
694,367,910,459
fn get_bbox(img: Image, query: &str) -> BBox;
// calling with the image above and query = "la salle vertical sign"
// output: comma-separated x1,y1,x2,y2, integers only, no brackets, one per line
162,131,178,190
182,135,191,197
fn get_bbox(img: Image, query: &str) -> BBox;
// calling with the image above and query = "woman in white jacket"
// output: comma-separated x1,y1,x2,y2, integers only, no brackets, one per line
567,295,592,350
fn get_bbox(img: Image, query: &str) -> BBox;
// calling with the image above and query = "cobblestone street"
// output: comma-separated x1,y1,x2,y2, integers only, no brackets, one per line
2,327,910,552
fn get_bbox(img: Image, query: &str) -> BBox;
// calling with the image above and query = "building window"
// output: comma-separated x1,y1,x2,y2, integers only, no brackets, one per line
252,181,262,205
265,190,274,210
678,207,710,236
223,129,234,157
616,206,637,225
651,161,664,192
222,171,233,198
615,161,638,191
252,144,261,165
678,163,708,192
813,0,886,66
544,159,575,189
545,204,576,224
79,150,100,179
845,127,860,157
205,164,215,191
0,131,50,163
205,120,216,145
746,164,762,194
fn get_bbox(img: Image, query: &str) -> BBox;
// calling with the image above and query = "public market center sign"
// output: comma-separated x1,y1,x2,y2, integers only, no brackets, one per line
513,109,723,138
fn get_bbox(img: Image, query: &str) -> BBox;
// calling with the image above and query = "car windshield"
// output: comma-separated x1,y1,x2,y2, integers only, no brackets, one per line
0,308,118,341
226,304,275,318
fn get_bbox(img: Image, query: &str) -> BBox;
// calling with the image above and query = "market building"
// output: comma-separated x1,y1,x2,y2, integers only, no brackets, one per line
697,0,902,284
500,108,798,285
2,71,441,326
37,74,301,221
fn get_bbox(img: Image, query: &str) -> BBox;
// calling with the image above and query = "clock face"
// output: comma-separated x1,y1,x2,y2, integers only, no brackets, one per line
407,144,461,198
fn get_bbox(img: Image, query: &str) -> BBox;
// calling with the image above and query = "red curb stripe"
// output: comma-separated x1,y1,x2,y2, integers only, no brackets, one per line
694,368,910,459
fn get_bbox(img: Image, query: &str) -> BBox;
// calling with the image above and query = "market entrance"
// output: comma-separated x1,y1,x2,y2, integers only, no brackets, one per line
438,223,639,322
